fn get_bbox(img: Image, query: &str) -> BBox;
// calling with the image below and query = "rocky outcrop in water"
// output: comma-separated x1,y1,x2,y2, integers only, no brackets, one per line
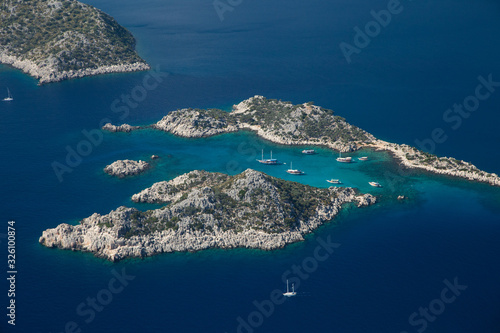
104,160,151,178
39,169,376,261
102,123,142,133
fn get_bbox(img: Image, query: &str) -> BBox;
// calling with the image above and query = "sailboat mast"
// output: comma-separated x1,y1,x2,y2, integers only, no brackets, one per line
270,150,272,159
287,279,289,293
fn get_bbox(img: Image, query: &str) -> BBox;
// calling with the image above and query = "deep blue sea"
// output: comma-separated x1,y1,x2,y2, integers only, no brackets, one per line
1,0,500,332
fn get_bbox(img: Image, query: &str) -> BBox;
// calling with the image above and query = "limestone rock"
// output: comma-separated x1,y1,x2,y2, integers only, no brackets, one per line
104,160,151,178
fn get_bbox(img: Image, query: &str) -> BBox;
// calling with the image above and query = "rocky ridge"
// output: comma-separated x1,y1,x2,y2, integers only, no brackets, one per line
368,140,500,186
104,95,375,152
39,169,376,261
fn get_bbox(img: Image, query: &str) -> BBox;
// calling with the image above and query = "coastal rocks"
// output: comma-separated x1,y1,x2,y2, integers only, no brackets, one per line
102,123,142,133
40,62,151,85
104,160,151,178
355,193,377,207
0,43,150,86
40,169,376,261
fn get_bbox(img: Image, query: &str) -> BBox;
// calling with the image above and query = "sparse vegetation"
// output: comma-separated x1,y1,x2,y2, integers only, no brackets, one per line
122,169,360,237
0,0,147,80
156,96,375,148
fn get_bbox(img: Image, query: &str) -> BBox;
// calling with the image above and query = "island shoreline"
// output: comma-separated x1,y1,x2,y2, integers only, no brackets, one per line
0,52,150,85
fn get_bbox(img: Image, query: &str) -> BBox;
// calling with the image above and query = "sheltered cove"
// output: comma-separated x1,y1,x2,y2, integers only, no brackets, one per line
104,96,500,186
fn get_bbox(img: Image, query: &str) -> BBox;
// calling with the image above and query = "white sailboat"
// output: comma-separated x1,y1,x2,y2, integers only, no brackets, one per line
336,151,351,163
3,88,13,101
283,279,296,297
257,149,279,165
286,162,304,175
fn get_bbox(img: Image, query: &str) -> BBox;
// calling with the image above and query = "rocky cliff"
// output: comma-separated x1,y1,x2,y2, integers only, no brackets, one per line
39,169,376,261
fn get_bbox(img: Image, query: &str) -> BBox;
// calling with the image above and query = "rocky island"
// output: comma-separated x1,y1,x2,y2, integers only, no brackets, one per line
102,123,141,133
39,169,376,261
104,159,151,178
0,0,149,84
103,96,500,187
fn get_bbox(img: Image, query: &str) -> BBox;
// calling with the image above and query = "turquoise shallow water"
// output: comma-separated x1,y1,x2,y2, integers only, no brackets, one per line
1,0,500,332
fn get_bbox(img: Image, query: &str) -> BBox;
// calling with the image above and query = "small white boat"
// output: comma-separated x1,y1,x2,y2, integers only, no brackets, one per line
358,156,368,161
302,149,316,155
336,152,352,163
327,179,341,184
257,149,279,165
283,279,296,297
369,182,382,187
286,162,304,175
3,88,13,101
